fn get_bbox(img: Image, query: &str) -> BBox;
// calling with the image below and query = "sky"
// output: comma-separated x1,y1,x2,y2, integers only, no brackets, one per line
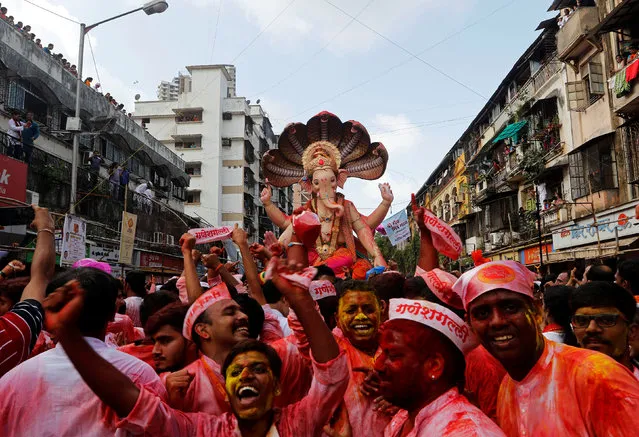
8,0,554,216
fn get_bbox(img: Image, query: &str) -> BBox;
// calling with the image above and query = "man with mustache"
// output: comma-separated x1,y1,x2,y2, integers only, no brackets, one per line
570,281,639,378
455,260,639,436
146,303,197,375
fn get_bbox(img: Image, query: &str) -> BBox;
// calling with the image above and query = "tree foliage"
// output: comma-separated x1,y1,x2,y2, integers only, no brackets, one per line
375,231,420,275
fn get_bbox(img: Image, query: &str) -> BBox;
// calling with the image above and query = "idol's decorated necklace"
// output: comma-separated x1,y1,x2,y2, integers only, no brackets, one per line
313,196,342,261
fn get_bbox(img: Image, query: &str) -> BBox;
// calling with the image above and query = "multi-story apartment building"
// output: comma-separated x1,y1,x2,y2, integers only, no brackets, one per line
415,0,639,272
134,65,293,242
157,77,179,101
0,18,194,277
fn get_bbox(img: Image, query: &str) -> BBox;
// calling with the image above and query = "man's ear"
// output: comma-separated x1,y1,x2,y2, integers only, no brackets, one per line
628,323,639,342
194,323,211,341
274,379,282,397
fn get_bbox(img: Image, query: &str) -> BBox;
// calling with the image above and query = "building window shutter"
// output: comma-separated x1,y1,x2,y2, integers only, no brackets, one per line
567,81,586,111
587,62,605,95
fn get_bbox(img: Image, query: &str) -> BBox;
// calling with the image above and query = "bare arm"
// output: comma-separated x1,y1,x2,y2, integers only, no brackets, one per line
232,225,266,305
178,233,203,304
261,181,291,230
364,183,393,230
21,207,56,303
271,259,339,363
350,204,386,268
413,195,438,271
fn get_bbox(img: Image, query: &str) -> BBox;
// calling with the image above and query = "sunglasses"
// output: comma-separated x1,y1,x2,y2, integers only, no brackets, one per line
571,313,627,329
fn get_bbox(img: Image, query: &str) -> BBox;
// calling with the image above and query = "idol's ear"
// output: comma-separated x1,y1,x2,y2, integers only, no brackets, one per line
337,169,348,188
300,176,312,194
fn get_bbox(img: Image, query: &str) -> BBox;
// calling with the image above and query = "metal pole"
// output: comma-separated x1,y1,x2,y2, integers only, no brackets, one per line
535,185,545,273
69,23,86,214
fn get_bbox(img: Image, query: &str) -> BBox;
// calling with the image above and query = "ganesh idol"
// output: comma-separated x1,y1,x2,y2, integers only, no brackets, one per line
262,111,389,274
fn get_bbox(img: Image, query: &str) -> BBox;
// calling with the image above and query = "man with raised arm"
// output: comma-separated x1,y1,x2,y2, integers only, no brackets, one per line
0,206,55,377
40,256,348,437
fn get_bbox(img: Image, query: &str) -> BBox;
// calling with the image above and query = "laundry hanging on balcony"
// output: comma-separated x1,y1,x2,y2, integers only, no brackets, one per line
492,120,528,144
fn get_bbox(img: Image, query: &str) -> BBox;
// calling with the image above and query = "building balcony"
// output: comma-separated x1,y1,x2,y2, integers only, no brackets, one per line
612,60,639,115
541,204,572,230
557,7,599,63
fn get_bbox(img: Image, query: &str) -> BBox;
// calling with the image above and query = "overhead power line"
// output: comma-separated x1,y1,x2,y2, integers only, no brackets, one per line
23,0,81,24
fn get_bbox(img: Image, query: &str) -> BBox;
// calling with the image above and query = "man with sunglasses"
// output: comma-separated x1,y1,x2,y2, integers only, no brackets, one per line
570,281,639,378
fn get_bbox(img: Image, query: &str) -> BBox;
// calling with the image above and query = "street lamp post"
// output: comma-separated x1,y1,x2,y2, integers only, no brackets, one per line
69,1,169,214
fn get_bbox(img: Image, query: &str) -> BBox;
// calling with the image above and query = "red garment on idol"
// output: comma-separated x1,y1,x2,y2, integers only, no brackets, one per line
110,352,349,437
0,337,167,437
465,345,507,421
497,339,639,437
384,388,506,436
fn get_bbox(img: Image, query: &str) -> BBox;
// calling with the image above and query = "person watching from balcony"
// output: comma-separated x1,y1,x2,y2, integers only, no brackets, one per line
120,165,130,201
6,15,14,25
21,112,39,164
69,65,78,77
87,150,103,186
0,7,7,20
84,77,93,87
43,43,53,54
34,38,42,48
22,24,31,35
628,46,639,64
14,20,22,30
7,110,26,157
108,162,122,200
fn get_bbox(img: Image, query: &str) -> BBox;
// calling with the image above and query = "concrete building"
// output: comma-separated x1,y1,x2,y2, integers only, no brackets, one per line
0,18,193,276
157,76,179,101
134,64,293,242
414,0,639,272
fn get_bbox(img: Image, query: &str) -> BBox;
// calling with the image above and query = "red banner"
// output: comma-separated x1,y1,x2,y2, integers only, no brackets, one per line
522,244,553,265
139,252,184,271
0,155,27,203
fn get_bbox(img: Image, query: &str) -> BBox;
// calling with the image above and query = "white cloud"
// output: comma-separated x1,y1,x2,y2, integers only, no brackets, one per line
230,0,473,54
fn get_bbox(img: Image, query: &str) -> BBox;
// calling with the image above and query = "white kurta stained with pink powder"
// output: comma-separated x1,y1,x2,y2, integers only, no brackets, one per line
0,337,167,437
114,352,349,437
384,388,506,437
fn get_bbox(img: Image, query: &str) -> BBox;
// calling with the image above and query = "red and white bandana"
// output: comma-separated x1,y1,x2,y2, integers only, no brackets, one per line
188,226,234,244
183,284,233,340
421,209,463,260
453,260,536,310
309,280,337,301
388,298,477,355
415,266,463,310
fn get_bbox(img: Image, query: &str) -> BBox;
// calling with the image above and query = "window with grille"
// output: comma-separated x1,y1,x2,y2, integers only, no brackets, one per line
569,136,617,199
186,191,200,204
622,121,639,184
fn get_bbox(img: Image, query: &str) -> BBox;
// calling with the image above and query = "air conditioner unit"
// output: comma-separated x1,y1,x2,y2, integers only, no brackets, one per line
166,235,175,246
490,232,504,247
153,232,164,244
25,190,39,206
65,117,82,132
222,138,231,147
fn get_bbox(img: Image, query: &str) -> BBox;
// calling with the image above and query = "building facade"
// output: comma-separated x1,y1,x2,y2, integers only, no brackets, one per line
157,76,179,101
414,0,639,272
0,18,193,276
134,65,293,242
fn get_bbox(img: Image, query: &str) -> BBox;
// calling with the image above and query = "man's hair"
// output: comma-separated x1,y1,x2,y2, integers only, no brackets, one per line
543,286,578,346
0,277,30,306
382,319,465,391
617,259,639,295
140,290,180,329
369,272,406,303
145,303,189,337
336,279,376,299
262,280,282,304
403,276,428,300
11,110,20,116
234,294,264,339
125,270,147,297
314,265,336,280
159,277,179,294
571,281,636,322
222,339,282,380
586,265,615,282
46,268,118,334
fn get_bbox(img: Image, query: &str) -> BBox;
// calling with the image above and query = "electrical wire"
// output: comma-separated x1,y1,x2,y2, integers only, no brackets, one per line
22,0,80,24
280,0,520,122
86,36,102,88
231,0,297,63
209,0,223,62
248,0,376,99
